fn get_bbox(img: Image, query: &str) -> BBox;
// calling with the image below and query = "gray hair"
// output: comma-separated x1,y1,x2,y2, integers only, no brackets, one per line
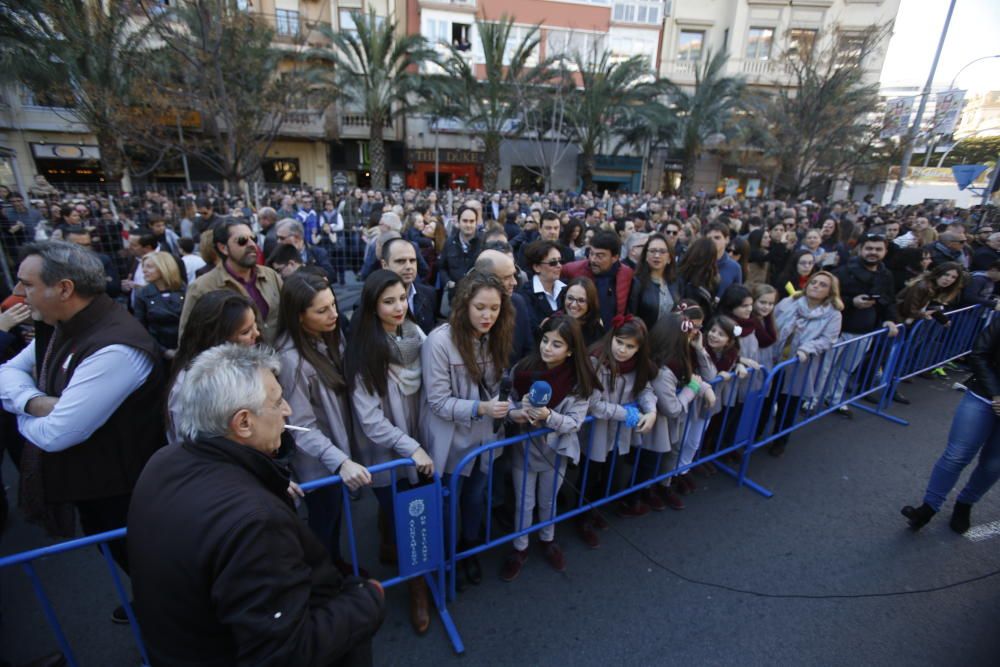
379,212,402,232
275,218,304,238
624,232,649,255
21,240,106,297
176,344,281,441
258,206,278,222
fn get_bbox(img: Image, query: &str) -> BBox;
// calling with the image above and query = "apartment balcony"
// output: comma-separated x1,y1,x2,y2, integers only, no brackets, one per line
337,113,399,141
279,109,328,139
257,12,333,49
419,0,477,12
661,59,698,84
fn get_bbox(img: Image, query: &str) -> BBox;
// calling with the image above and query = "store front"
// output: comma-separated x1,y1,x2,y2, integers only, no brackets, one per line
31,143,106,185
588,155,643,193
406,148,483,190
329,139,407,190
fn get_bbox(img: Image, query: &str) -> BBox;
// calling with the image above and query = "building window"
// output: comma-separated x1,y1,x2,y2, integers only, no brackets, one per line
613,1,665,26
788,28,817,59
339,9,357,33
745,27,774,61
452,22,472,51
837,32,867,65
546,28,606,63
276,9,300,37
472,23,538,67
677,30,704,62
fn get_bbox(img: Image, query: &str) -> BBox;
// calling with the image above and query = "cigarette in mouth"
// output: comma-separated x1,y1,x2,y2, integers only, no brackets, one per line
283,424,310,432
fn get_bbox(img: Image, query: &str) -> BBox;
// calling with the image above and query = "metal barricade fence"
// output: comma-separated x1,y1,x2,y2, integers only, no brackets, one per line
877,304,993,420
0,458,465,663
445,369,768,600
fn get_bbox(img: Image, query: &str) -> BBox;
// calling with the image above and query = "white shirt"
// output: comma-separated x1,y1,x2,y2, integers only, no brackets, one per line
532,274,566,312
0,341,153,452
181,254,207,284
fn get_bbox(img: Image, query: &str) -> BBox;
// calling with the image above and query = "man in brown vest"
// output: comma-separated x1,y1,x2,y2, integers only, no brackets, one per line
0,240,165,621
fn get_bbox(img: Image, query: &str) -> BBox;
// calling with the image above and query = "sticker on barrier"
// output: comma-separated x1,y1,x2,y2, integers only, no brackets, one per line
393,481,444,578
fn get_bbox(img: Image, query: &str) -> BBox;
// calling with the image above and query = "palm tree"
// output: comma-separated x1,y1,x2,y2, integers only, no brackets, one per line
664,50,746,195
2,1,154,184
566,50,669,191
442,16,544,192
316,10,440,191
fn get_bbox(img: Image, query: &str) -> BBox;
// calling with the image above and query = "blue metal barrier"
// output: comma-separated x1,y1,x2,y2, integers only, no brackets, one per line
872,304,993,423
0,459,465,662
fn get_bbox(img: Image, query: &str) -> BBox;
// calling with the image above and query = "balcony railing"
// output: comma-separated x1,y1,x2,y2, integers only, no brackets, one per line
256,12,333,47
661,59,698,79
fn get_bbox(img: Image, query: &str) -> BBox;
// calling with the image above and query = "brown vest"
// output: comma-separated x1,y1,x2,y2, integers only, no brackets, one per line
34,295,166,503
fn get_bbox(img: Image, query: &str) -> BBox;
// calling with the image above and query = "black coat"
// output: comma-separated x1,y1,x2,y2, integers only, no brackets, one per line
835,257,899,334
438,233,481,293
627,275,679,331
510,291,537,366
128,435,385,667
515,281,560,334
410,281,438,335
134,283,184,351
966,317,1000,398
305,245,338,285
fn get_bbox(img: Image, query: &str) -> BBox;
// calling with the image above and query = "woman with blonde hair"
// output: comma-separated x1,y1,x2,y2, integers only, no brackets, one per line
135,251,186,355
766,270,843,456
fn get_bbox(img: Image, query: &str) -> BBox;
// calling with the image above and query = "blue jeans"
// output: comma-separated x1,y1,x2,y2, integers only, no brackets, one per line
923,393,1000,511
443,460,489,545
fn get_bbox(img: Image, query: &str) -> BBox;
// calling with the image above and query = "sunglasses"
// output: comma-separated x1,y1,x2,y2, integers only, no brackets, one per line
538,259,562,267
664,230,679,236
231,235,256,247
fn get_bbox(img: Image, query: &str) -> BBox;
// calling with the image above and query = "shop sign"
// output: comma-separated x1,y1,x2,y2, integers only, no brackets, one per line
389,171,405,191
746,178,761,198
408,149,484,164
31,144,101,160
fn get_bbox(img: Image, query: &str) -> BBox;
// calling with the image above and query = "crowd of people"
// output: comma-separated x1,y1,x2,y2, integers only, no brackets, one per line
1,182,998,666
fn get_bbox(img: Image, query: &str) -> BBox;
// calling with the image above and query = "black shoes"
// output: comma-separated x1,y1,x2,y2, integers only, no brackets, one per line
950,501,972,534
892,392,911,405
901,503,936,531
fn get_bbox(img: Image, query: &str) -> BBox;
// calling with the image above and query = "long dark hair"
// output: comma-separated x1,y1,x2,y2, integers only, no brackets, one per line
345,270,406,398
718,284,753,320
560,219,585,248
777,248,816,288
591,316,656,394
649,313,694,384
514,315,600,398
635,232,676,291
277,272,346,393
171,290,257,388
677,237,720,292
448,271,514,383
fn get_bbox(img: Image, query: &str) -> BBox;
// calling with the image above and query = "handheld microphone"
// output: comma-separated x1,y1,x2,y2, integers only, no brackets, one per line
528,380,553,408
494,371,512,432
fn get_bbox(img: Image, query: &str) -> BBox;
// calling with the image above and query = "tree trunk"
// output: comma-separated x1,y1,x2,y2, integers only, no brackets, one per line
369,119,387,191
96,129,125,184
580,148,596,193
680,152,697,197
482,133,501,192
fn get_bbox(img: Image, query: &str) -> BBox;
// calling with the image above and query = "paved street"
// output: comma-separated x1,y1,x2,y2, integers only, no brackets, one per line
3,375,1000,666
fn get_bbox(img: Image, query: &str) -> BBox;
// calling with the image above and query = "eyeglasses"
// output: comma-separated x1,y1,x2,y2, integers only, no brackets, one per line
647,248,669,256
565,296,587,305
231,235,256,247
539,259,562,267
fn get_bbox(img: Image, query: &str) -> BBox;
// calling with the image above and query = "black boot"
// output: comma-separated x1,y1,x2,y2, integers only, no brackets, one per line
950,502,972,534
901,503,936,531
458,540,483,585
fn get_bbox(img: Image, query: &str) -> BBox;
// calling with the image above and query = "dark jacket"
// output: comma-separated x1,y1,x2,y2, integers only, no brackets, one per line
515,280,561,334
509,291,537,366
438,232,482,293
305,245,338,285
835,257,899,334
970,245,1000,272
962,272,998,306
134,283,185,351
128,435,385,667
627,275,679,331
34,295,165,503
561,259,634,330
928,241,966,268
965,317,1000,399
410,281,438,335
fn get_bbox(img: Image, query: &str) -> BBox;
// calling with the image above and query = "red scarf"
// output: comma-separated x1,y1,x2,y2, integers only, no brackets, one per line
666,347,698,384
731,315,756,338
513,358,577,407
753,315,778,348
708,345,739,372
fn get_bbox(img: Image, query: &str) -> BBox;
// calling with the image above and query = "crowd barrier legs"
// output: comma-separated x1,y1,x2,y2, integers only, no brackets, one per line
0,528,147,667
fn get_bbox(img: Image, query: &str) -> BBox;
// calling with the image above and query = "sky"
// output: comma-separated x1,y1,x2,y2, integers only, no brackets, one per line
880,0,1000,92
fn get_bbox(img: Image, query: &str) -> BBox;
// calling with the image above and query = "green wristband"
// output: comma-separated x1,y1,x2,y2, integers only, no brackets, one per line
687,379,701,394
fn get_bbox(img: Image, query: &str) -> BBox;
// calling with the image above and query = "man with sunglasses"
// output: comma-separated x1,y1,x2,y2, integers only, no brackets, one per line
179,221,283,344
